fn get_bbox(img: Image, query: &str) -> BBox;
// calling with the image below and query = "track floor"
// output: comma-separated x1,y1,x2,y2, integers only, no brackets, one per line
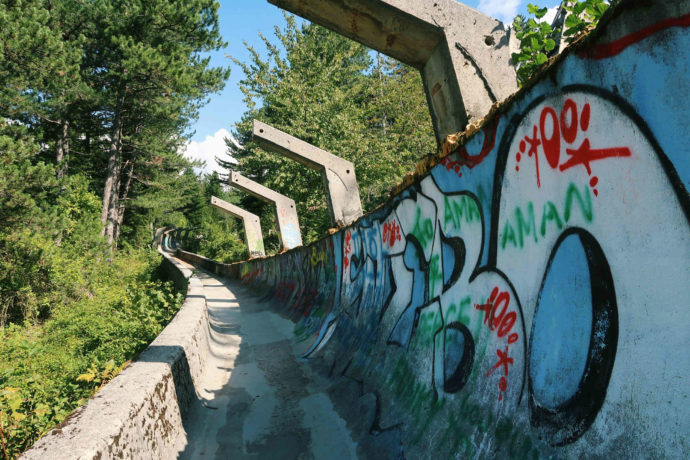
175,264,358,460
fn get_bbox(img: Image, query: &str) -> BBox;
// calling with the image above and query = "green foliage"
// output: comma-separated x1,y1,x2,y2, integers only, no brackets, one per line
178,173,248,263
0,250,183,459
0,0,85,120
562,0,610,39
1,0,230,247
0,165,105,326
0,1,227,456
511,6,560,86
0,123,58,230
0,149,185,456
222,15,435,246
190,216,249,263
512,1,611,86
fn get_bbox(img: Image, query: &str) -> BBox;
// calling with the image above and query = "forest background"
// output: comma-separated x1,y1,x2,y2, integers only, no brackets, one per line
0,0,599,455
0,0,433,457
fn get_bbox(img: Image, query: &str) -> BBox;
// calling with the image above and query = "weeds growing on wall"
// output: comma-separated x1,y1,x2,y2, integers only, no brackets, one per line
512,1,611,86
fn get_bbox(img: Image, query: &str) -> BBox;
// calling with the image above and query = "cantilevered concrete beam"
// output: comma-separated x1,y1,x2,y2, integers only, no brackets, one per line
267,0,517,143
211,196,266,257
228,172,303,250
252,120,363,227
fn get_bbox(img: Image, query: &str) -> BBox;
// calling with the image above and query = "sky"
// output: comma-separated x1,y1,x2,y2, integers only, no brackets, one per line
184,0,561,176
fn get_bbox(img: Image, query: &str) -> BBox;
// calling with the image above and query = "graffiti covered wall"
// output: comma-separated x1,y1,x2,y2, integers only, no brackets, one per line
177,2,689,457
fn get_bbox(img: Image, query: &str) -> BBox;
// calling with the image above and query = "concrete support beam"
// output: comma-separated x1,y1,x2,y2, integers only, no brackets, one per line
211,196,266,258
267,0,518,143
252,120,363,227
228,172,303,250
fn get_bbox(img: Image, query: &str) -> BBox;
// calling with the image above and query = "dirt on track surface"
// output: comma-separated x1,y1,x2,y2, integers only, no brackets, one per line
175,265,359,460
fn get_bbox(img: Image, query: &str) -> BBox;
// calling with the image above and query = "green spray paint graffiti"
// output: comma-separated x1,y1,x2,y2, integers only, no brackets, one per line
501,182,593,250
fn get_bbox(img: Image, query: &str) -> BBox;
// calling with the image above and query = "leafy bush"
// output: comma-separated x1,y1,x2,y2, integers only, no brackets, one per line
1,1,222,456
194,218,249,263
512,1,611,86
511,5,560,86
562,0,610,40
0,173,107,327
175,172,250,263
0,250,183,459
0,162,185,457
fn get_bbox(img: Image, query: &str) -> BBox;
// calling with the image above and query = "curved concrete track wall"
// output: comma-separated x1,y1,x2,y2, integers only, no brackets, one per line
175,2,689,458
20,1,689,458
21,250,210,459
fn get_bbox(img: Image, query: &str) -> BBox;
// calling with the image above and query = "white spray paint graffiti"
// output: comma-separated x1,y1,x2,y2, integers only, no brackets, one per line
179,13,690,458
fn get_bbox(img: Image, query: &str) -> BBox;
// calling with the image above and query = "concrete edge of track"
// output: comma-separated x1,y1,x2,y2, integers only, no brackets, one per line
21,247,210,460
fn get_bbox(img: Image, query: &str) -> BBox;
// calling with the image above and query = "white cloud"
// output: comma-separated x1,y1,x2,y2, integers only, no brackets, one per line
182,128,238,176
539,6,559,25
477,0,521,24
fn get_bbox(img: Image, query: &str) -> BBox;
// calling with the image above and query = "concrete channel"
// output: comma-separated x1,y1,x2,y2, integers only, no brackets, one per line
175,261,358,459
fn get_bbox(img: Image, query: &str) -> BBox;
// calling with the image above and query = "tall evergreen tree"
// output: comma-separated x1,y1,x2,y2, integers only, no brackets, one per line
0,0,232,323
0,0,87,178
220,15,435,244
83,0,229,244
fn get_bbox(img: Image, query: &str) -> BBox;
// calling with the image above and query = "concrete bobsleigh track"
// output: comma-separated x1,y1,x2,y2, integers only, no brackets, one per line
177,260,359,459
22,0,690,458
22,244,366,459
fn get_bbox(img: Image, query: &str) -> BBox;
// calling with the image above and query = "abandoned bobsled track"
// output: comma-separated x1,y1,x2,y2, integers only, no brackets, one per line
21,0,690,458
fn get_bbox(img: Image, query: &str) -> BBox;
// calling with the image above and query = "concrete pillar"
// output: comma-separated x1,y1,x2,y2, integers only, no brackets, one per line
252,120,363,227
210,196,266,257
174,229,182,248
152,225,174,249
267,0,518,144
228,171,303,250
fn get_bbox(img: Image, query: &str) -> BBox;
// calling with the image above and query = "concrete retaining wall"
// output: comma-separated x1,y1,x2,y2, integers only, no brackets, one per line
177,1,689,457
21,251,209,460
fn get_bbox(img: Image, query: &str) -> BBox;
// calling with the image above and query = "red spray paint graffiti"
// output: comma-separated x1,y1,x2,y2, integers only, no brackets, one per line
241,268,261,282
475,287,519,401
515,98,630,196
441,118,499,179
580,13,690,60
382,220,402,247
275,281,296,301
344,230,352,272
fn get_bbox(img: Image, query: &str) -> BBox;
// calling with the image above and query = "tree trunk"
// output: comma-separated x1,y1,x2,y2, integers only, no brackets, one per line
104,163,121,245
112,160,134,245
377,53,387,135
101,95,124,242
84,132,91,156
56,119,69,179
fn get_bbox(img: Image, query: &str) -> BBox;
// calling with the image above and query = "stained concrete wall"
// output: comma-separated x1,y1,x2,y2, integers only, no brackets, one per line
21,247,210,459
20,1,689,458
175,1,689,457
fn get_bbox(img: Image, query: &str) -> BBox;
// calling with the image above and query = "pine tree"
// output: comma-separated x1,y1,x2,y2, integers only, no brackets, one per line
83,0,229,245
220,15,435,244
0,0,87,179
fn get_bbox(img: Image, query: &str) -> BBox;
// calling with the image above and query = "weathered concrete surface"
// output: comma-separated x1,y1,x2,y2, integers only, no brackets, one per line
21,245,368,459
21,248,210,460
229,171,303,250
177,268,360,459
211,196,266,257
268,0,518,142
253,120,363,227
20,1,690,458
176,1,690,458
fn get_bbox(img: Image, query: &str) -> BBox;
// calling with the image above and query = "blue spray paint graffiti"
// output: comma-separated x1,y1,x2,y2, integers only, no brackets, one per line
176,11,690,459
